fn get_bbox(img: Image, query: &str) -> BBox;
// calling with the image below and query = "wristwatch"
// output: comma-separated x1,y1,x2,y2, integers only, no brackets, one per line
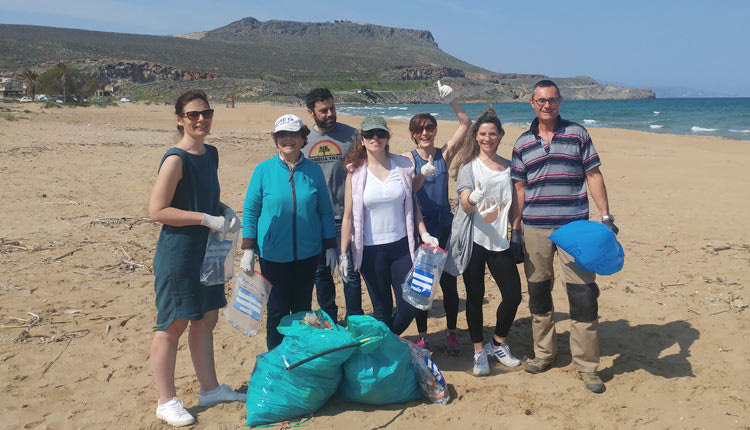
601,214,615,222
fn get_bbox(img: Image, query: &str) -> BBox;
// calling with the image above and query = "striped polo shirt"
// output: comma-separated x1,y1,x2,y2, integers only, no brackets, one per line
511,116,601,229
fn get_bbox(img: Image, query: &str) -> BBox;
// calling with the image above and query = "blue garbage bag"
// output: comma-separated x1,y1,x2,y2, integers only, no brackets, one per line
246,310,356,426
548,220,625,275
336,315,423,405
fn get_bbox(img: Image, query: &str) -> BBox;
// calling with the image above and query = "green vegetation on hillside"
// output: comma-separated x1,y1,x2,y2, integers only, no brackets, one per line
0,19,654,104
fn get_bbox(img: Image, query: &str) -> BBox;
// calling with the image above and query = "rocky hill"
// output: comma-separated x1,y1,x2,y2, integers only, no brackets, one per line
0,19,654,103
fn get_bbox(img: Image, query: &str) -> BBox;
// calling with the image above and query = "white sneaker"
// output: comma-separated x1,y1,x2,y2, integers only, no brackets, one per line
473,350,490,376
156,397,195,427
198,384,247,407
484,341,521,367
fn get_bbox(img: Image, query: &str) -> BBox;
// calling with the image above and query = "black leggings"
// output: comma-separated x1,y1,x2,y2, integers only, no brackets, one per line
462,242,522,344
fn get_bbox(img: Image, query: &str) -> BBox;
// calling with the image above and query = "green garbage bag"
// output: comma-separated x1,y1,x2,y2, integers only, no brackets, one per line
336,315,423,404
246,310,356,426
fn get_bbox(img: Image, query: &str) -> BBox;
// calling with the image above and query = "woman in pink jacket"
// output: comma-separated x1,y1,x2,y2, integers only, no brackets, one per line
340,115,438,334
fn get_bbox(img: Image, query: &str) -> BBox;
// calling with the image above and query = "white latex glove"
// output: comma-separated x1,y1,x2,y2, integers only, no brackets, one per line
240,249,255,274
437,80,454,103
420,154,438,177
338,253,349,280
201,213,230,233
221,205,242,233
468,180,484,206
421,232,439,248
325,248,337,277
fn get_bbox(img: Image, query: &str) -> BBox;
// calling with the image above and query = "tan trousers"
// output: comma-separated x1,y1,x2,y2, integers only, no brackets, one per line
523,226,599,372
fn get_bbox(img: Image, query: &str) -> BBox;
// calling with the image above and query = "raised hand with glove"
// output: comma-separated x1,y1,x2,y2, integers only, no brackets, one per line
420,154,438,177
240,249,255,274
468,180,485,207
437,80,455,104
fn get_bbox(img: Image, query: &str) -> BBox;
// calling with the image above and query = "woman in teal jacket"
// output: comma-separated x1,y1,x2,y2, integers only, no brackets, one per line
240,114,337,349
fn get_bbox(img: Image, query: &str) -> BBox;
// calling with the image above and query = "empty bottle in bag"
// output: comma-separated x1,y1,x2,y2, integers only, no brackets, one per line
401,244,448,310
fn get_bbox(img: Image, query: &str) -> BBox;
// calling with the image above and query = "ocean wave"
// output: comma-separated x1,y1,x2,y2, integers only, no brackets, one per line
653,111,660,115
691,126,719,132
650,124,663,129
729,129,750,133
583,119,597,124
387,106,407,110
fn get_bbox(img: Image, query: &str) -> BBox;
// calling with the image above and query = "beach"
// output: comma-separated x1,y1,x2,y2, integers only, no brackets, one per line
1,101,748,429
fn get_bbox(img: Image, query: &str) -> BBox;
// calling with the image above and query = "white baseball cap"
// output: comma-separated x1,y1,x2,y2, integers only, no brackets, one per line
274,114,304,133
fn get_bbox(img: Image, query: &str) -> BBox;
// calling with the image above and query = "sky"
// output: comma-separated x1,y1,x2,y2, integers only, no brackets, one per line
2,0,749,97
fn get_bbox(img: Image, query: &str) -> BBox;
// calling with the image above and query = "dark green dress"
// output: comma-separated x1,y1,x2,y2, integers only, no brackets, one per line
152,145,227,331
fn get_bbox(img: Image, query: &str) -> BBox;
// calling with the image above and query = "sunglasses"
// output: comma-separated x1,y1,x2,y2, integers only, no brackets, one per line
417,124,436,132
362,129,390,139
182,109,214,120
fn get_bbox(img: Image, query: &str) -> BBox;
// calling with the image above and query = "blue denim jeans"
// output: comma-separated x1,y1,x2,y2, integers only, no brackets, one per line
314,220,363,323
359,236,419,335
259,255,318,350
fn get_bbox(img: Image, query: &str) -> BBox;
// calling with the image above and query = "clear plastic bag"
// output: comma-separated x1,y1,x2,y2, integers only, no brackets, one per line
223,270,272,336
401,244,448,310
407,341,450,405
199,230,239,286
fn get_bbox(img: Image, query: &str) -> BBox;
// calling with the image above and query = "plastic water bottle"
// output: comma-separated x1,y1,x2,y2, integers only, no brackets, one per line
223,271,272,336
402,245,448,310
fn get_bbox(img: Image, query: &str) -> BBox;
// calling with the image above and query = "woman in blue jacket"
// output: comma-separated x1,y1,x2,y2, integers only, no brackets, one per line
240,114,337,350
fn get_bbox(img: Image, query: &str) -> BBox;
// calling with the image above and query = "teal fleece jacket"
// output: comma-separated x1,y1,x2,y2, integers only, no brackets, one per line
242,153,336,263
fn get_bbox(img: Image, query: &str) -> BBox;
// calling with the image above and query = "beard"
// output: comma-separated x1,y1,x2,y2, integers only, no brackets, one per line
314,113,336,131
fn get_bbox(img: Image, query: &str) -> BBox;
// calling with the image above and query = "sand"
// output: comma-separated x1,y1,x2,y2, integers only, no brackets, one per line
0,101,748,429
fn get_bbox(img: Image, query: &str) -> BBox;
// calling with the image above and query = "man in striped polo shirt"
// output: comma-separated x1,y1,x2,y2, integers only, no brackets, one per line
510,79,619,393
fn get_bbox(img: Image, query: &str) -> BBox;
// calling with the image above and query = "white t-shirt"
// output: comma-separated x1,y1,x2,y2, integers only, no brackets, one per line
470,157,512,251
363,161,407,246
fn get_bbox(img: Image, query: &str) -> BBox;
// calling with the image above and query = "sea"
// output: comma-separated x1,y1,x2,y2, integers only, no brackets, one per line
338,97,750,141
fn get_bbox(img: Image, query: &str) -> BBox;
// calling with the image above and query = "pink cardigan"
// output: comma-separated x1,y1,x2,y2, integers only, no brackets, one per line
350,154,416,270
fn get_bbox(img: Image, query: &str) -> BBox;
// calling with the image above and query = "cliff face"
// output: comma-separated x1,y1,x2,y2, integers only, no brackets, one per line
204,18,436,46
42,59,217,87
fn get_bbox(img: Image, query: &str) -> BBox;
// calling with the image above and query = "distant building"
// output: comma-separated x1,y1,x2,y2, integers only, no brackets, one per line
0,77,24,98
96,84,115,98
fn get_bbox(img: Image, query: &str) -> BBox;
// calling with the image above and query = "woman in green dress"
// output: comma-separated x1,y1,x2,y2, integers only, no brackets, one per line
148,90,245,426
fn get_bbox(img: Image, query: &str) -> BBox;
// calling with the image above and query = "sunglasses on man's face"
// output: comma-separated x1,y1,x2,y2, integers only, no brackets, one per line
182,109,214,120
362,129,390,139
